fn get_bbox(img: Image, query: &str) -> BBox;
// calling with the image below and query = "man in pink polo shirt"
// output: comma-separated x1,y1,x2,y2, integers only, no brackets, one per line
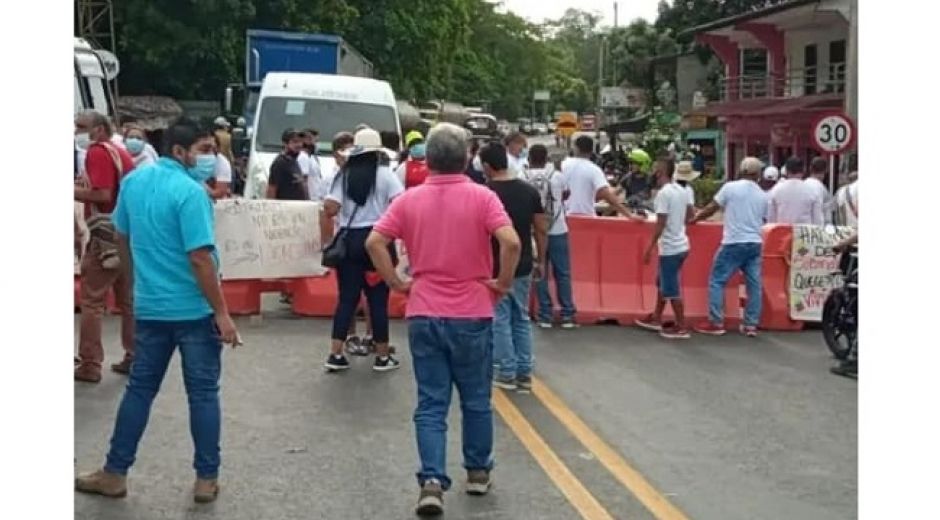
366,123,521,517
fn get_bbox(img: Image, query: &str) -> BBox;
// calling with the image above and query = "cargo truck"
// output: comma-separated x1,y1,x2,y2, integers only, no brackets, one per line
224,30,375,129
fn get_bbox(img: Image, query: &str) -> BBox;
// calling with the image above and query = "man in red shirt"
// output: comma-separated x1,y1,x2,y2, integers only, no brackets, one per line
74,111,136,382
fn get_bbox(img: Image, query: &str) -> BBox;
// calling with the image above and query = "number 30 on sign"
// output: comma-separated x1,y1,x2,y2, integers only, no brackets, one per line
811,112,856,154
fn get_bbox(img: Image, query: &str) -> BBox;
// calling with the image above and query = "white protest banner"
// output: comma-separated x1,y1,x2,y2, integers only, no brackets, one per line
788,225,853,321
214,199,327,280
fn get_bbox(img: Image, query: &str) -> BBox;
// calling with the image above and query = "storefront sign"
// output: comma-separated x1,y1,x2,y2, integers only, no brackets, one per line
789,225,854,321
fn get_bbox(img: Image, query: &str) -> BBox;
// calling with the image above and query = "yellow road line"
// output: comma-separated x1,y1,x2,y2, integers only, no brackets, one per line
492,388,614,520
531,378,691,520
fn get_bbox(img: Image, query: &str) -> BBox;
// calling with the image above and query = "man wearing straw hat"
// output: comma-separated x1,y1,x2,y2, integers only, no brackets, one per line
636,160,697,339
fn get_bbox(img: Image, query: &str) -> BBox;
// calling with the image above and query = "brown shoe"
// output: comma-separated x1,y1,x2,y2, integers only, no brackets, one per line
466,469,492,495
74,365,102,383
194,478,220,503
75,469,127,498
110,358,133,375
415,479,444,516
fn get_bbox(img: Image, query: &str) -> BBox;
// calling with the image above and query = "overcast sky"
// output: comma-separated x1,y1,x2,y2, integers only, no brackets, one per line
497,0,663,28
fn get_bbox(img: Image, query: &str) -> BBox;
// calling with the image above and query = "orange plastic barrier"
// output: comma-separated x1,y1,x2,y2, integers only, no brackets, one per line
759,225,804,331
222,279,288,316
290,273,338,317
562,216,743,326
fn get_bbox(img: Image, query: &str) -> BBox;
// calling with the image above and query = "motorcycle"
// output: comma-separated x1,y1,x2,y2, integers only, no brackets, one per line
822,243,858,362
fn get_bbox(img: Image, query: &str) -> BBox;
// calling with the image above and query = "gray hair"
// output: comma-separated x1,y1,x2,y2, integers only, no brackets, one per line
426,123,470,173
76,110,113,135
739,156,763,177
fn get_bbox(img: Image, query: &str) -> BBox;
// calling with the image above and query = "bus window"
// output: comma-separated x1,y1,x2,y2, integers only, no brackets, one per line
74,73,85,115
87,76,111,116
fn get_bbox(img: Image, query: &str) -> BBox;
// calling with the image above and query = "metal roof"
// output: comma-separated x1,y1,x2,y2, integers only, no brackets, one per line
680,0,820,37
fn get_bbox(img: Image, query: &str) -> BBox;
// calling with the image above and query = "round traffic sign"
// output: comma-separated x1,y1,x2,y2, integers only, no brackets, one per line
811,112,855,154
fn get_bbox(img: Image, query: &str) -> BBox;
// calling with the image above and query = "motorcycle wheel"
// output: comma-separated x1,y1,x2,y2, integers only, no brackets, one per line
822,288,854,360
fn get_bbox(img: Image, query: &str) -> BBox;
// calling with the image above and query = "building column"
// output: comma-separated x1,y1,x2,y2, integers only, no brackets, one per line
696,34,741,101
737,23,786,96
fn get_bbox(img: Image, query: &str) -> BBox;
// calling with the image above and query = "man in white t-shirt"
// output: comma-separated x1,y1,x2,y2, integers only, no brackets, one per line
527,145,577,329
504,132,529,180
834,155,858,228
298,129,324,201
563,135,633,218
806,156,834,224
767,157,823,225
636,160,697,339
691,156,769,337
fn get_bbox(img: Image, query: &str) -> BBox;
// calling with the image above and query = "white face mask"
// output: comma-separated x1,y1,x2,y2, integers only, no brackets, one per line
75,132,91,150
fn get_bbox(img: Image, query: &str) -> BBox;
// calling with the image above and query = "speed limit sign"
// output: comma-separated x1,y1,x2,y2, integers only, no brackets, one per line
811,112,856,154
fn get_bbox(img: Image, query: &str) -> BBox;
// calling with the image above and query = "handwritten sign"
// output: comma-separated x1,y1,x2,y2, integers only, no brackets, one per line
789,225,853,321
214,199,327,280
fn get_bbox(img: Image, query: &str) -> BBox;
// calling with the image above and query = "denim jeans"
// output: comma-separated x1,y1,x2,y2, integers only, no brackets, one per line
104,316,223,479
536,233,576,322
493,275,534,380
408,317,494,490
708,243,763,327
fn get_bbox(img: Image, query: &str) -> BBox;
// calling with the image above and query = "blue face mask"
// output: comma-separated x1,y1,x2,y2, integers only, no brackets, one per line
519,148,529,160
125,137,145,156
410,143,427,159
188,154,217,182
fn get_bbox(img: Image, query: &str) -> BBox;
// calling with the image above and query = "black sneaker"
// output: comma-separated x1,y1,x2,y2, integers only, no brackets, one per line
416,479,444,516
560,318,579,329
516,375,532,392
493,376,517,390
373,355,401,372
830,359,857,379
344,336,368,356
324,354,350,372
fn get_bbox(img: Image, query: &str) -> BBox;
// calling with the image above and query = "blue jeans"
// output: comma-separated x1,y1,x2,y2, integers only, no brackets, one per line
536,233,576,321
105,316,223,479
408,317,494,490
708,243,763,327
493,275,534,380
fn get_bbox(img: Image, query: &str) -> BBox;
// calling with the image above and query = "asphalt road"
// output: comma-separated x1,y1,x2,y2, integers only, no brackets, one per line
75,302,856,520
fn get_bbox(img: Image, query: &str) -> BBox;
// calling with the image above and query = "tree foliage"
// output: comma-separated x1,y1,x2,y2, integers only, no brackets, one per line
101,0,786,119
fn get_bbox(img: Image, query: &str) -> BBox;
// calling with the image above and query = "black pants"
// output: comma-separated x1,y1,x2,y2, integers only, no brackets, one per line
330,227,394,344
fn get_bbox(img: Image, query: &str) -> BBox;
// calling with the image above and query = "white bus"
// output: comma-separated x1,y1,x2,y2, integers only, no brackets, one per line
244,72,401,199
74,37,118,118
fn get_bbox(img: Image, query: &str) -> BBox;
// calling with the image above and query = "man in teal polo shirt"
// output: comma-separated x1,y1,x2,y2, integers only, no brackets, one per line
75,118,239,504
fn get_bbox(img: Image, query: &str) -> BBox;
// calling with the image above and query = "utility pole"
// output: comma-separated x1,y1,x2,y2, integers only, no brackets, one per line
614,2,619,28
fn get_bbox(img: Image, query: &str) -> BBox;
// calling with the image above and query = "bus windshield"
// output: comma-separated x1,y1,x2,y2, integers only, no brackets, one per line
255,97,398,154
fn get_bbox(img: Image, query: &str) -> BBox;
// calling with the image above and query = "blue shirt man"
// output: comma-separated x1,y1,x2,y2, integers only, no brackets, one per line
76,120,238,504
113,157,218,320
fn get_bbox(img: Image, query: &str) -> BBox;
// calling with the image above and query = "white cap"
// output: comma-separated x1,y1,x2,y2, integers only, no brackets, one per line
214,116,231,128
763,166,780,181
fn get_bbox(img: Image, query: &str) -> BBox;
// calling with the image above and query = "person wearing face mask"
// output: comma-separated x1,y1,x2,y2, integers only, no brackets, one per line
73,110,136,383
75,117,239,504
504,132,529,180
122,125,156,168
395,130,430,189
266,129,309,200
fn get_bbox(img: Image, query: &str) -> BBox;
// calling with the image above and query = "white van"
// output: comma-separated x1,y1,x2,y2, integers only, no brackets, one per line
244,72,401,199
74,37,118,117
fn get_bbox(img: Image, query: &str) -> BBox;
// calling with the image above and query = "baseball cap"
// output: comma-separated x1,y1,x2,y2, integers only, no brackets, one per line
763,166,780,181
214,116,231,128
